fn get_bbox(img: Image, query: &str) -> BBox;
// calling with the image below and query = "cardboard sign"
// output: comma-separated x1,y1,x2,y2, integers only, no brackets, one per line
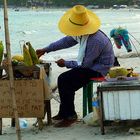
0,80,44,118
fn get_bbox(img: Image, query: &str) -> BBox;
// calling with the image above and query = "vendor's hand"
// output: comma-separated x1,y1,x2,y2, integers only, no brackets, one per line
36,49,45,58
55,59,65,67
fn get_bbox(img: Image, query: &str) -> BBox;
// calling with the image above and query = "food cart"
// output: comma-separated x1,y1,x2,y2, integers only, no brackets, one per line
0,64,52,134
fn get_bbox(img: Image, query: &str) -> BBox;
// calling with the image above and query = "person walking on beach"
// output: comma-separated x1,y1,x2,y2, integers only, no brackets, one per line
36,5,115,127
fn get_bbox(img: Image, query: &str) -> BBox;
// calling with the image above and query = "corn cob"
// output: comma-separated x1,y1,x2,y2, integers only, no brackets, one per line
23,44,33,66
0,41,4,65
26,42,39,65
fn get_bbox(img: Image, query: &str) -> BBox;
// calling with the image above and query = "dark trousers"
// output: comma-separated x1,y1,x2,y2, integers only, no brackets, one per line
57,67,102,118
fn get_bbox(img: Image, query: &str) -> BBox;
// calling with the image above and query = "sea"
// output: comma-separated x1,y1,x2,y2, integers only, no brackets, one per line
0,8,140,61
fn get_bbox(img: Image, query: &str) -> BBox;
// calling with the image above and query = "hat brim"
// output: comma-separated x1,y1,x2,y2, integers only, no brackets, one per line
58,9,101,36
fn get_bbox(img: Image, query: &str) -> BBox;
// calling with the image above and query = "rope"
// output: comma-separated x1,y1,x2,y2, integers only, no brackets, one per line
129,38,140,57
128,32,140,47
128,32,140,60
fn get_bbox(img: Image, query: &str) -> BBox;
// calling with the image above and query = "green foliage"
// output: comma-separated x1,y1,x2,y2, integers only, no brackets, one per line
0,0,135,7
0,0,27,6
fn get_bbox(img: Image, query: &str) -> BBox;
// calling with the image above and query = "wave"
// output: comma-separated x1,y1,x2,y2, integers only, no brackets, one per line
131,14,140,19
17,30,37,35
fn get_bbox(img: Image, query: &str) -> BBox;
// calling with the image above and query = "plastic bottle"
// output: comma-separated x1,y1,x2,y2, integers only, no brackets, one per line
19,119,28,128
92,92,100,126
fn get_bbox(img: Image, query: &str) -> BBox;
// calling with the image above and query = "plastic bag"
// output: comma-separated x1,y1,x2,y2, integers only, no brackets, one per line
48,66,57,90
19,119,28,128
83,112,99,126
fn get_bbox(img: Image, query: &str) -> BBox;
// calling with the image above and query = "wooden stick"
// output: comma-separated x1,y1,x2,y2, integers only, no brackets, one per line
3,0,21,140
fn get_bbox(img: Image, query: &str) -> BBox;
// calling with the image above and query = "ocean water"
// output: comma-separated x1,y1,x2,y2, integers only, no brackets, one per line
0,8,140,61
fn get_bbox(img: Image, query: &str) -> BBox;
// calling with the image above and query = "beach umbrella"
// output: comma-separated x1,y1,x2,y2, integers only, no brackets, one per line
3,0,21,140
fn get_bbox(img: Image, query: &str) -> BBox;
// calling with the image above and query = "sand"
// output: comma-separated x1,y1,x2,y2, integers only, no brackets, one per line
1,57,140,140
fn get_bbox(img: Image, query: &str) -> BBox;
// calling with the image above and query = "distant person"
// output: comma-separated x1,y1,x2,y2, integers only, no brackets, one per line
36,5,115,127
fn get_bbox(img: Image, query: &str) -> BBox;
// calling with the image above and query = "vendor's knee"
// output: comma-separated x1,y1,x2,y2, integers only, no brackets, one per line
58,73,69,86
58,73,66,84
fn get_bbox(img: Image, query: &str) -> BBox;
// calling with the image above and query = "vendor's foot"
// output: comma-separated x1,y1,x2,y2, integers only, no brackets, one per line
54,119,77,127
52,114,77,121
53,114,78,127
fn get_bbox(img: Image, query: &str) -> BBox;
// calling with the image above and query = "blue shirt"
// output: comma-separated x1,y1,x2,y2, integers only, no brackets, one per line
43,30,115,76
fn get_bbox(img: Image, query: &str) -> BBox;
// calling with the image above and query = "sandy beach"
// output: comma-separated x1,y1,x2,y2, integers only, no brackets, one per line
1,56,140,140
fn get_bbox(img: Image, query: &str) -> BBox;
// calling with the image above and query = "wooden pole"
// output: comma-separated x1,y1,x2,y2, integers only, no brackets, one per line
3,0,21,140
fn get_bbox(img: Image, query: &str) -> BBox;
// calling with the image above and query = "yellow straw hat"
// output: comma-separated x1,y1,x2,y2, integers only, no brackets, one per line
58,5,101,36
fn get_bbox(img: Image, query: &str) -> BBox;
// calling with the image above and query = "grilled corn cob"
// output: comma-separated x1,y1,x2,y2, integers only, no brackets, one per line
23,44,33,66
26,42,39,65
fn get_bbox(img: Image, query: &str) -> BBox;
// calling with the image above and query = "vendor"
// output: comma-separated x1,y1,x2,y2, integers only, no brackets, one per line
36,5,115,127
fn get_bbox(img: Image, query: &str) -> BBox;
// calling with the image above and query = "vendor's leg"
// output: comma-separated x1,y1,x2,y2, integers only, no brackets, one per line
55,67,102,120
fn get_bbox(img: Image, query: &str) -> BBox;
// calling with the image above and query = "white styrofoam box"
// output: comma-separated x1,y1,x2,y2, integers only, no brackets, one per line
103,90,140,120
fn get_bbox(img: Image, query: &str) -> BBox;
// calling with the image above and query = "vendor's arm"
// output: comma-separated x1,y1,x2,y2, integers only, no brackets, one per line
55,59,79,68
43,36,78,53
64,60,79,68
36,36,78,58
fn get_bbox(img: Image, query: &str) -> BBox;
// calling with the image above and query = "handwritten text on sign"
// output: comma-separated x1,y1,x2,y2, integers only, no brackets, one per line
0,80,44,118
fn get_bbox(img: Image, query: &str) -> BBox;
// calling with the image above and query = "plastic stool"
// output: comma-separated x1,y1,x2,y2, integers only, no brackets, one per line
83,77,105,117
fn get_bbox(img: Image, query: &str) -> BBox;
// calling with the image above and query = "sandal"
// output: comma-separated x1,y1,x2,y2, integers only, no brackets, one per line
54,119,77,127
52,113,78,121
